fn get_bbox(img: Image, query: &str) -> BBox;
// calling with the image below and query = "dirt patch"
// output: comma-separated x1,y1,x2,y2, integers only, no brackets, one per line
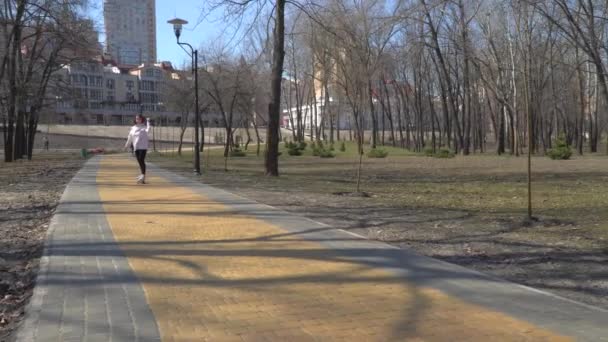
151,151,608,311
0,153,84,341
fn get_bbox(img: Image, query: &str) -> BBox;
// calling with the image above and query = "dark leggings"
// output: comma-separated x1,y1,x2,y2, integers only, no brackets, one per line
135,149,147,175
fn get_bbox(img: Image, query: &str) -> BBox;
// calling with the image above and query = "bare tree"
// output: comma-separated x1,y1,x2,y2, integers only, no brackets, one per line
200,45,248,160
166,73,196,155
1,0,98,162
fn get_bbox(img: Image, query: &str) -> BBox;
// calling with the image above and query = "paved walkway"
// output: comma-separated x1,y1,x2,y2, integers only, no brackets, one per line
16,155,608,341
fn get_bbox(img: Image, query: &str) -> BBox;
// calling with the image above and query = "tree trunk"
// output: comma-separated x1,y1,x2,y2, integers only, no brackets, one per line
394,83,405,148
576,49,585,155
253,115,261,156
498,104,506,154
265,0,286,176
382,79,396,146
322,82,333,144
178,114,188,156
368,80,378,148
459,0,471,155
244,121,252,150
14,109,26,160
380,101,386,145
26,109,39,160
4,3,26,162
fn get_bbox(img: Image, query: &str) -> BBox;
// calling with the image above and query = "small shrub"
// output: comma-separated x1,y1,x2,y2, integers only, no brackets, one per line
319,149,335,158
286,140,306,156
367,148,389,158
229,147,246,157
547,135,572,160
317,141,324,149
312,146,320,156
340,141,346,152
424,147,434,157
434,149,455,158
287,148,302,156
329,143,335,151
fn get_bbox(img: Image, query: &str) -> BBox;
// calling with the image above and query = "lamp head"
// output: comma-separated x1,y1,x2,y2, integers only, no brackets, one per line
167,18,188,39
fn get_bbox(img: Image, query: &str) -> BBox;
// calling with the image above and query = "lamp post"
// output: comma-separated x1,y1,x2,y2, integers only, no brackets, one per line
168,18,201,175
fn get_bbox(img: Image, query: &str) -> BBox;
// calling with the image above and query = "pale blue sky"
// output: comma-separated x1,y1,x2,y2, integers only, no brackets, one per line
87,0,226,67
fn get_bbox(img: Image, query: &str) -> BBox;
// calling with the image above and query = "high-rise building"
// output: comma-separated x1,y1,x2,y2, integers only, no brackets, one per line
104,0,157,66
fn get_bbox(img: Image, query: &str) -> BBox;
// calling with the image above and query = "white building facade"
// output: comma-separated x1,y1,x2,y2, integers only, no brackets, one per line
53,61,178,125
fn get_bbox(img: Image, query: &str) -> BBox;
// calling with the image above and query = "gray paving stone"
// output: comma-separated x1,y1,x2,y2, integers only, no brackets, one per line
15,157,160,342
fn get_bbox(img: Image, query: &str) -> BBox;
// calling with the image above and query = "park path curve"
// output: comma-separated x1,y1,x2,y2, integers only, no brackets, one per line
16,155,608,341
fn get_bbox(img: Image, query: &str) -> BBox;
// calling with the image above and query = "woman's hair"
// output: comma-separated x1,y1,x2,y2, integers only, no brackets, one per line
134,114,146,124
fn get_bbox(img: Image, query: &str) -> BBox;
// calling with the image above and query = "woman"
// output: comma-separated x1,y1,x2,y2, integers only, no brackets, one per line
125,114,151,184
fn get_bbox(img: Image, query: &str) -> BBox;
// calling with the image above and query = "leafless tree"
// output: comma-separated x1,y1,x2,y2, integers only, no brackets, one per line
1,0,98,162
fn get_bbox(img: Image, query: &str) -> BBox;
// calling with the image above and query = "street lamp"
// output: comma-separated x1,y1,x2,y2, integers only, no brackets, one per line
168,18,201,175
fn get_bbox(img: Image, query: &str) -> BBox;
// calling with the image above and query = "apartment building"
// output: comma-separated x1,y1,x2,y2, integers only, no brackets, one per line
104,0,157,65
129,64,166,113
53,60,178,125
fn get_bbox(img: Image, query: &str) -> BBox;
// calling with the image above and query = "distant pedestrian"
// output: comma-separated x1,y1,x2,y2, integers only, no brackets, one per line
125,114,151,184
43,136,49,151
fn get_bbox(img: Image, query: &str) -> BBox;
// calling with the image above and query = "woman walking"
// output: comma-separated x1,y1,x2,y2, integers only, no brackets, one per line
125,114,151,184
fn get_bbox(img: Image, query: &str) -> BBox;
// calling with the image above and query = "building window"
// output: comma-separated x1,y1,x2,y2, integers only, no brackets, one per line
75,100,88,109
106,79,115,89
74,88,87,99
126,80,134,89
140,80,155,91
145,69,154,77
90,89,103,100
80,75,88,86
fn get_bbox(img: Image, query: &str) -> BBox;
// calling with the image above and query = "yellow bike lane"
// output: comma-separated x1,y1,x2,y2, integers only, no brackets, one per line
96,155,573,342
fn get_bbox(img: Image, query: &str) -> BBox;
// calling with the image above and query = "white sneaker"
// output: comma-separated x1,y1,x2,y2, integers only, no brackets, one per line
136,174,144,184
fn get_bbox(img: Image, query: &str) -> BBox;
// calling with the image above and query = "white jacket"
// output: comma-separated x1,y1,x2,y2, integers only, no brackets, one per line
125,120,151,150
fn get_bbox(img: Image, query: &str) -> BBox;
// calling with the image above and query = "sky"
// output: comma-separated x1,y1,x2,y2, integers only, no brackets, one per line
87,0,228,67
